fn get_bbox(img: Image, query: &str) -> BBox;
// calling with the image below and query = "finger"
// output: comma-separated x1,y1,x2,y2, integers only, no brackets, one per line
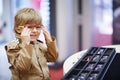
25,29,31,36
42,27,48,32
28,29,31,35
22,27,27,33
41,25,46,30
21,27,30,36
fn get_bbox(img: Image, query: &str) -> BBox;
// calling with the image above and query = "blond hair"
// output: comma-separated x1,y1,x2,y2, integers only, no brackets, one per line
14,8,42,34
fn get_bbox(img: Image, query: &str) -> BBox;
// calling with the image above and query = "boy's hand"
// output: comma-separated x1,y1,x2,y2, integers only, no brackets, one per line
41,25,52,42
21,27,31,45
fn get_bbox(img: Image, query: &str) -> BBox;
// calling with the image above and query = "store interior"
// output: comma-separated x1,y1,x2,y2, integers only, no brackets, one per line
0,0,119,80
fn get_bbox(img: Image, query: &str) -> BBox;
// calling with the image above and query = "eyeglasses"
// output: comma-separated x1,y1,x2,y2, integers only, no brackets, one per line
18,24,42,31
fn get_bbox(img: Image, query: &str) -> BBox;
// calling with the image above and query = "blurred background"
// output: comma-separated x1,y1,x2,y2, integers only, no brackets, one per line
0,0,120,80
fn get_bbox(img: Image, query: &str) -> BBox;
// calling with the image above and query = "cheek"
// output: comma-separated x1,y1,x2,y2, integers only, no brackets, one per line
34,31,41,38
37,31,41,36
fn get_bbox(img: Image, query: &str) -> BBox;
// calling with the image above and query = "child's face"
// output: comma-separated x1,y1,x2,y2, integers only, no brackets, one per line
19,24,42,42
28,24,42,42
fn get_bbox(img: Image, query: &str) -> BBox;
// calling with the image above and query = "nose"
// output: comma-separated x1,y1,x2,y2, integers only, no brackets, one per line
33,27,37,32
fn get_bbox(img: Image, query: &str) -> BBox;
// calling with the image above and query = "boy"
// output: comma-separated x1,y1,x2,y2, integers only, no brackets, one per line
5,8,58,80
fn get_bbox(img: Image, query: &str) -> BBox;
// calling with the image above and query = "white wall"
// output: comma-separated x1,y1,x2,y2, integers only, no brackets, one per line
82,0,94,50
56,0,94,62
3,0,15,42
56,0,78,62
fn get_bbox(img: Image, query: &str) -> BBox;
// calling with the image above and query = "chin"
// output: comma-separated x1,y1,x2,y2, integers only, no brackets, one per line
30,39,37,42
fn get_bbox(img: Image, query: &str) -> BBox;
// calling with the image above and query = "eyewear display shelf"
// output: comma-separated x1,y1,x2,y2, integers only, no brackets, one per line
62,47,116,80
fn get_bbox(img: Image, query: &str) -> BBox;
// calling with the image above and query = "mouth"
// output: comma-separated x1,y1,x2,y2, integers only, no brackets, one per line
30,35,37,37
30,35,37,41
30,35,36,36
30,33,39,39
